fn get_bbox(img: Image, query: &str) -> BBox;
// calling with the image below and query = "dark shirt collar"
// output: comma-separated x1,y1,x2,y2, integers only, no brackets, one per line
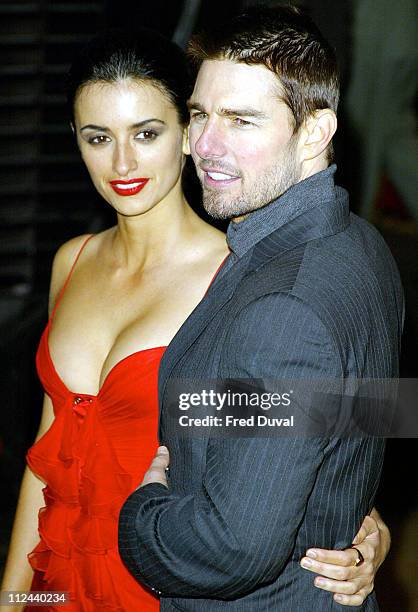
226,164,337,258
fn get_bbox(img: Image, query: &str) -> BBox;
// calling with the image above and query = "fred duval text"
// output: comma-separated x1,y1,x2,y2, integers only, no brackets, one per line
178,415,294,427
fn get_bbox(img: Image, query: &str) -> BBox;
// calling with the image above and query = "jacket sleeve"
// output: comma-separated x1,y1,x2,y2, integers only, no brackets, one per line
118,293,343,599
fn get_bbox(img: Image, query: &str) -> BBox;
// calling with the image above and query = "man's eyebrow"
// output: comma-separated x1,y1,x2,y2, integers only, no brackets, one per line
80,119,166,132
187,100,204,112
219,107,267,119
186,101,267,120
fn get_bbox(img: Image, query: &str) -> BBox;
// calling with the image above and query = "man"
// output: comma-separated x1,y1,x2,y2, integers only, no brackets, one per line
119,7,403,610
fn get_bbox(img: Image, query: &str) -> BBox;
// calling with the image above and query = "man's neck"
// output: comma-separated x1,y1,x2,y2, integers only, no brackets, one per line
299,158,330,182
231,161,330,225
226,164,338,258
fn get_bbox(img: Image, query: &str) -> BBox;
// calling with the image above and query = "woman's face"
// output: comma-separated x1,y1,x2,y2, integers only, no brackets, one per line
74,78,188,217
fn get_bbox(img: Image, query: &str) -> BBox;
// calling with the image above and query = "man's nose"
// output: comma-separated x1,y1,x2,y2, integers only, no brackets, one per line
113,141,138,176
194,121,227,159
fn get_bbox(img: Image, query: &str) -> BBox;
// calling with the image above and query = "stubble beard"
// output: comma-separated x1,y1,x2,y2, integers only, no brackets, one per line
200,142,300,220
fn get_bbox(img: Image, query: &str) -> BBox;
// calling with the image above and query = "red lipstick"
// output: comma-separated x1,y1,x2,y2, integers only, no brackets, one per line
109,178,149,196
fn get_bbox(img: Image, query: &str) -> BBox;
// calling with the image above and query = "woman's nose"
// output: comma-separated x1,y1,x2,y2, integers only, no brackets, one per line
113,141,138,176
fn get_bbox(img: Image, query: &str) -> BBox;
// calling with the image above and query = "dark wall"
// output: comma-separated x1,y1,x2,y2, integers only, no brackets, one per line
1,3,416,609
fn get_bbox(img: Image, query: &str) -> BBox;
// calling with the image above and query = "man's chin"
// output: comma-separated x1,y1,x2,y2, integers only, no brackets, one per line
201,193,237,220
203,186,268,220
202,203,231,220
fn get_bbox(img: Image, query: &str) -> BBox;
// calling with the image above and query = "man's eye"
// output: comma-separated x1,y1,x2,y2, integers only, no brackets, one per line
190,111,207,122
88,134,111,144
136,130,158,141
233,117,252,127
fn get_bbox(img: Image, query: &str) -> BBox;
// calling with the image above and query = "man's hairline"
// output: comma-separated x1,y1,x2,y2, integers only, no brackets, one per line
187,55,295,121
187,54,336,155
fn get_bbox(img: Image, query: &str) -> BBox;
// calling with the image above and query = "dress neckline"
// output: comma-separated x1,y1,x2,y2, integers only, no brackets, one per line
44,236,230,398
44,322,166,398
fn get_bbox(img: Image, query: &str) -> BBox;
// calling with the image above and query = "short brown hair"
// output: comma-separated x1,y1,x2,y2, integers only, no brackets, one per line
188,5,339,161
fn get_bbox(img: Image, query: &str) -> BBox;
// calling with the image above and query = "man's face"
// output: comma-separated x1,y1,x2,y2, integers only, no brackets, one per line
188,59,302,220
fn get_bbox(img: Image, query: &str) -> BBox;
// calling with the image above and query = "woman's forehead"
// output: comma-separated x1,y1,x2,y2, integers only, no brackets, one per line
74,79,177,123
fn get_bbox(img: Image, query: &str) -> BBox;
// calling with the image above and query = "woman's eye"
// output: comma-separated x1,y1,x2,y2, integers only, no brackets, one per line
88,134,111,144
136,130,157,141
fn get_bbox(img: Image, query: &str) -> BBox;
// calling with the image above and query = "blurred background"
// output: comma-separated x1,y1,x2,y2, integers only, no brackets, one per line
0,1,416,609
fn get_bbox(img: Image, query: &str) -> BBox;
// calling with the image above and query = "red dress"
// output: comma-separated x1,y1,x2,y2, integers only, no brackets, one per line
26,236,163,611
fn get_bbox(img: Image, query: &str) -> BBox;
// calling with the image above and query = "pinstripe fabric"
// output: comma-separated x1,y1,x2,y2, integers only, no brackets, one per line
119,168,403,611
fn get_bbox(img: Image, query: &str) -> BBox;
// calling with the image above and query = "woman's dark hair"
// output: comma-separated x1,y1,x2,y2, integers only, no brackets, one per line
67,28,192,125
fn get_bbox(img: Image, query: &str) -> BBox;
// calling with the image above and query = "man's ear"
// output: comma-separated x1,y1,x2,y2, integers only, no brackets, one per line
182,125,191,155
300,109,337,161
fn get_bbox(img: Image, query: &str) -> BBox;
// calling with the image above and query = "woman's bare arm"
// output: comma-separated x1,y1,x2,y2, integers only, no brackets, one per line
1,395,54,600
0,239,79,602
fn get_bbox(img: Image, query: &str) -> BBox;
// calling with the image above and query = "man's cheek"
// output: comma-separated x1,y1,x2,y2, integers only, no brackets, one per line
236,148,266,176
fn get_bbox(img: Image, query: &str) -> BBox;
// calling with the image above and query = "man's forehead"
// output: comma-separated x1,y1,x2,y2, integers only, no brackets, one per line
190,59,283,111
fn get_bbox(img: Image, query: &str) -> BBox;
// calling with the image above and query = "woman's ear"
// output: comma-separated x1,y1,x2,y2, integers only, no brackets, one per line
70,121,82,151
182,125,190,155
300,109,337,161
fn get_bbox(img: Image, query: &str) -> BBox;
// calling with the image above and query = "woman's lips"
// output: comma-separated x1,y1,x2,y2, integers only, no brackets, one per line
109,178,149,196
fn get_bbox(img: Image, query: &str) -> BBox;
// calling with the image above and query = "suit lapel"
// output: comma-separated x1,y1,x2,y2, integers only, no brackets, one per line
158,188,350,438
158,254,250,432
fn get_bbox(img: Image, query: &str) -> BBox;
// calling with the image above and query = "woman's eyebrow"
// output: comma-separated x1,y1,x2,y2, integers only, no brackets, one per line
80,124,109,132
131,119,166,128
80,119,166,132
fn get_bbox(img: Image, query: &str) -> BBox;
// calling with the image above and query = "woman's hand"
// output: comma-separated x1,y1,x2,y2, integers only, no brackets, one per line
300,509,390,606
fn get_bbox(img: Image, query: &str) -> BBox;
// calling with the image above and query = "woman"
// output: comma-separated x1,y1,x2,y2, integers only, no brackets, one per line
1,29,389,611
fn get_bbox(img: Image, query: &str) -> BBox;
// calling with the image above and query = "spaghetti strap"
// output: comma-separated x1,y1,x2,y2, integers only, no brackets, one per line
50,234,94,322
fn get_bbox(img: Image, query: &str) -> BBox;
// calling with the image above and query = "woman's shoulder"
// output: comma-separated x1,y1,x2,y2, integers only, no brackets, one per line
200,223,229,262
51,234,93,281
187,220,229,281
48,233,98,313
188,211,227,251
51,227,115,272
48,229,117,315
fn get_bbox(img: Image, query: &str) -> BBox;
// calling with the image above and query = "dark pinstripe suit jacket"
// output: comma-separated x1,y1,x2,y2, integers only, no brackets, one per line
119,167,404,611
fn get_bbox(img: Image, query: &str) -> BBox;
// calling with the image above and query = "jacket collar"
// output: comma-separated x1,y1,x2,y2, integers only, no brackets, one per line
226,164,341,259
